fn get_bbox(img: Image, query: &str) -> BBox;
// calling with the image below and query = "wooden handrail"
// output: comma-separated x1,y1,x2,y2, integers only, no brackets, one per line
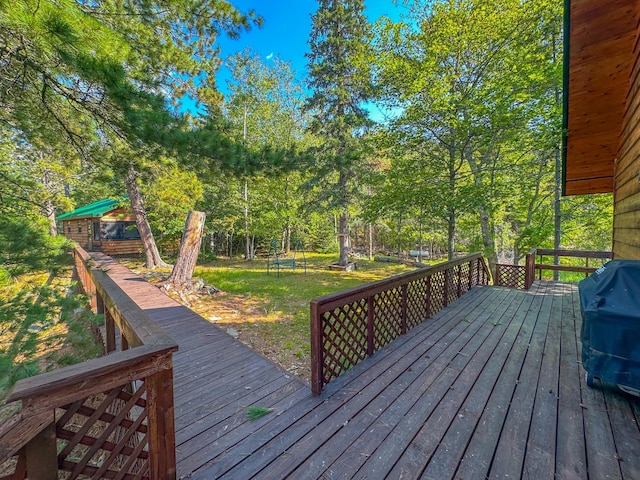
534,249,612,259
497,248,613,290
6,344,175,409
1,246,179,480
0,410,52,461
533,248,612,281
310,253,490,395
313,253,486,311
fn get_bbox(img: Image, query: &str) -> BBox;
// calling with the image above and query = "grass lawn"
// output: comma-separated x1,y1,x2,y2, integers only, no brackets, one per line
134,253,419,382
0,268,103,417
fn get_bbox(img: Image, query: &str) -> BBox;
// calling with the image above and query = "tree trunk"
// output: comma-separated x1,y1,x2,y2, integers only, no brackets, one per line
338,210,349,266
397,212,402,259
166,211,206,289
447,209,456,261
42,170,57,236
479,207,498,275
368,223,373,261
418,207,424,263
125,165,168,269
244,180,254,261
553,30,562,280
45,198,57,236
446,142,457,261
553,144,562,280
286,223,291,253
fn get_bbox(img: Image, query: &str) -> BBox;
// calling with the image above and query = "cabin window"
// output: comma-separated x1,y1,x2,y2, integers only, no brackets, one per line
100,221,141,240
93,222,101,241
77,221,82,234
67,223,71,233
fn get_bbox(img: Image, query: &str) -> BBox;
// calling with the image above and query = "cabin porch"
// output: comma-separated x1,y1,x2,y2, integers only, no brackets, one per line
2,252,638,480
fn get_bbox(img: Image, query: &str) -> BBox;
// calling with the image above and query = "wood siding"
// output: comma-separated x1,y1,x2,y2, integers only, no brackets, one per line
61,206,141,255
62,219,92,249
101,239,143,256
564,0,639,195
614,13,640,259
101,207,136,222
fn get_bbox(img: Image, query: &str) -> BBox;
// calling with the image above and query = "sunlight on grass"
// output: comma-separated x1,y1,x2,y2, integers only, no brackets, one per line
129,252,423,382
171,252,421,382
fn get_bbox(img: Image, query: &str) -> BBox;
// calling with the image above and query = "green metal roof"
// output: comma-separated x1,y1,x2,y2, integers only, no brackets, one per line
57,198,127,220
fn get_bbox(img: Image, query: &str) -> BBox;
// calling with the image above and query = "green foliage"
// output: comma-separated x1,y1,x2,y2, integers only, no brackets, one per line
560,194,613,251
370,0,568,261
0,273,102,399
247,406,273,421
145,164,204,242
306,213,338,254
0,209,73,279
305,0,374,265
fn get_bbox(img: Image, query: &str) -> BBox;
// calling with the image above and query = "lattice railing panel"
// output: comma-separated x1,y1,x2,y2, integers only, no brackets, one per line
458,262,471,295
321,299,368,384
373,288,403,350
495,264,526,290
0,453,25,480
406,278,429,330
429,270,446,315
56,382,149,480
311,254,491,393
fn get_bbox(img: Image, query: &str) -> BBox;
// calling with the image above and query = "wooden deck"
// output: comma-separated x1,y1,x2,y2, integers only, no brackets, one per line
104,259,640,479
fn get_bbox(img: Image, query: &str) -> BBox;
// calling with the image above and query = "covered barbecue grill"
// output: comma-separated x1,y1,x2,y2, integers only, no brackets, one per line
579,260,640,395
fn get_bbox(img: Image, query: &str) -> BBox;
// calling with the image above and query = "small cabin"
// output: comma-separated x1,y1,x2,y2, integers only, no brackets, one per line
57,198,143,256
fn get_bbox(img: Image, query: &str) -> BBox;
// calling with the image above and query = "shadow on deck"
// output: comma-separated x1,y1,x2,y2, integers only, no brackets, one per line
113,260,639,479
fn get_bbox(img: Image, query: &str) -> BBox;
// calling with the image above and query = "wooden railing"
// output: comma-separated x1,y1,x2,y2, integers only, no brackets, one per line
310,253,490,395
0,247,178,480
495,249,612,290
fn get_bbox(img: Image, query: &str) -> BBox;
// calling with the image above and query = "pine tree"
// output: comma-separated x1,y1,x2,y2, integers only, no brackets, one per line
305,0,372,266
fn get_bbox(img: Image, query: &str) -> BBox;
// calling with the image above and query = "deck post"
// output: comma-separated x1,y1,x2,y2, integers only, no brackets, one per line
444,268,452,307
96,292,105,314
425,276,432,319
468,260,473,291
90,277,98,313
310,301,323,395
367,295,375,356
105,309,116,353
400,286,407,335
147,356,177,480
25,419,57,480
525,249,536,290
456,264,462,299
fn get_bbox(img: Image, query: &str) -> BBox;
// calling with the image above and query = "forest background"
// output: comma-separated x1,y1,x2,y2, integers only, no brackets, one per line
1,0,612,287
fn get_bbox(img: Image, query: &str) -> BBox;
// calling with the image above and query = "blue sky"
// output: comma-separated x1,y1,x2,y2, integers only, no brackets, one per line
215,0,407,95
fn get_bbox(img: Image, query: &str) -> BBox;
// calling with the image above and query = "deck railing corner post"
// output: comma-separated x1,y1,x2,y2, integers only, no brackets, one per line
105,309,116,353
425,275,432,319
367,295,375,357
25,417,57,480
400,286,407,335
310,301,323,395
147,358,177,480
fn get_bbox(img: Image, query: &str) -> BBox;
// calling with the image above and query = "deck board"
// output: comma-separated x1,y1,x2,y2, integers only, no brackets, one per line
97,256,640,479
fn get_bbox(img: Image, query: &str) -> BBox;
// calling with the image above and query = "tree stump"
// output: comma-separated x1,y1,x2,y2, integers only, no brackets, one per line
165,211,206,290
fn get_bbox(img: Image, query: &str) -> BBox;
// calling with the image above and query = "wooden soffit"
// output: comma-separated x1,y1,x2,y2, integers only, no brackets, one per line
563,0,639,196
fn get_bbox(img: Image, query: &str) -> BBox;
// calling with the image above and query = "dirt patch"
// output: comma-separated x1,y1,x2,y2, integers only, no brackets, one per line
139,271,311,383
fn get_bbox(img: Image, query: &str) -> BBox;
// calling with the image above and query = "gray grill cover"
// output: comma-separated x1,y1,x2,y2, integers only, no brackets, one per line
579,260,640,390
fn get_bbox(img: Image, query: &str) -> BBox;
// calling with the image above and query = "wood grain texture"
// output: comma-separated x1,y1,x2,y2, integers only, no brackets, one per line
6,251,639,480
564,0,639,195
0,410,52,463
